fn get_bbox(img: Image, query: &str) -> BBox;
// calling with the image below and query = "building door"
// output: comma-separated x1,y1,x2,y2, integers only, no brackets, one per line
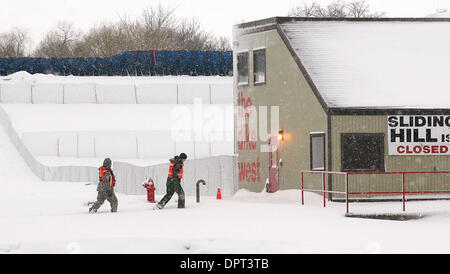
268,135,280,193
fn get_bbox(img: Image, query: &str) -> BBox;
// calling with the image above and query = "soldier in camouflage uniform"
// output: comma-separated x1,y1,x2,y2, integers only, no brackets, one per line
155,153,188,210
89,158,118,213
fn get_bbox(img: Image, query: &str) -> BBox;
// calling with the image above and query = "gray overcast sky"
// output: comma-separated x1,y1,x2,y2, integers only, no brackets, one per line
0,0,448,47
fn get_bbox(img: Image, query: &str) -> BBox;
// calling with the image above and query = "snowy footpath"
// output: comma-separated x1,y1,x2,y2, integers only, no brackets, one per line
0,124,449,254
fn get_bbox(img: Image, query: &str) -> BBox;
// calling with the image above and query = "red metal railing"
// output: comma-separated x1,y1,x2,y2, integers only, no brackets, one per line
301,170,347,209
301,170,450,214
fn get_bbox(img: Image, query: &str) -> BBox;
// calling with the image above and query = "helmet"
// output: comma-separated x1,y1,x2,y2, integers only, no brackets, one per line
179,153,188,160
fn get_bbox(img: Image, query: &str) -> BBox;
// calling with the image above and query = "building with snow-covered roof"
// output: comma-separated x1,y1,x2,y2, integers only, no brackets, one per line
233,17,450,200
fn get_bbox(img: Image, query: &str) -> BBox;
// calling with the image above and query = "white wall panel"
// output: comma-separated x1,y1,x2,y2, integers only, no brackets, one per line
32,83,64,104
58,132,78,157
136,83,177,104
96,84,136,104
210,83,233,104
0,83,32,103
78,133,95,157
211,141,234,156
63,83,96,104
194,141,211,159
114,156,237,197
177,83,210,104
137,131,175,159
175,141,195,158
94,132,137,158
22,132,58,156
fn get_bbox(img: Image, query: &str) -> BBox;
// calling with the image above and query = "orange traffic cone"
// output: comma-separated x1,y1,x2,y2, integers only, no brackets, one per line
216,187,222,200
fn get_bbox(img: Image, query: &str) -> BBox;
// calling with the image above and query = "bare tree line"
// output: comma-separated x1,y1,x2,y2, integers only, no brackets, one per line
288,0,385,18
0,4,231,58
0,28,31,58
0,1,385,58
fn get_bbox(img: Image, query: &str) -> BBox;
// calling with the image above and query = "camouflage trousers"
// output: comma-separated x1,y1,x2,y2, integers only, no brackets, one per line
90,189,118,213
157,178,185,209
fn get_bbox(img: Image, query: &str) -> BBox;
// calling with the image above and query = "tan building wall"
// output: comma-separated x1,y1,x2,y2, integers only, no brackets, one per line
331,115,450,197
234,29,328,192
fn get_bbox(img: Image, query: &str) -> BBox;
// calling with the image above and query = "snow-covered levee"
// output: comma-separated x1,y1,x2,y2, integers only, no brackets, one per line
0,72,236,197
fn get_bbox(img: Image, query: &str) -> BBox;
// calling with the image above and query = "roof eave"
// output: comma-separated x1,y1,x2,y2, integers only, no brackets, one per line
329,108,450,116
236,16,450,30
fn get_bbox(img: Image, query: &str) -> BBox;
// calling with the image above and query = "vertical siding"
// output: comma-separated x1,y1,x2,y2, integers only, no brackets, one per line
332,115,450,197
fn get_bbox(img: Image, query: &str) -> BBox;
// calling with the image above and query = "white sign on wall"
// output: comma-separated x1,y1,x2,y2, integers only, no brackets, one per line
387,115,450,155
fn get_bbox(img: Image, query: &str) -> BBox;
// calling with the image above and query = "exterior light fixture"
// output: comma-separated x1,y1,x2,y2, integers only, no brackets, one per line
278,130,284,141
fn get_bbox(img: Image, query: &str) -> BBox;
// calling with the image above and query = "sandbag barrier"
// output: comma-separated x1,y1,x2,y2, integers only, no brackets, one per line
0,50,233,77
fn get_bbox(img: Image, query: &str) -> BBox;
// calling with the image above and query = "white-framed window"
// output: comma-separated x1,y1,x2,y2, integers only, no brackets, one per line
310,133,325,171
237,51,249,85
253,49,266,85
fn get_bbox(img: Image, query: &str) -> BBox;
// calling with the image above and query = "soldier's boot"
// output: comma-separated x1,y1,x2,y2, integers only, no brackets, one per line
178,193,185,209
110,194,118,213
153,203,163,210
111,206,118,213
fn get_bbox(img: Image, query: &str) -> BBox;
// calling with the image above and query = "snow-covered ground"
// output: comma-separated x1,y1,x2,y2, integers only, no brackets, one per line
1,121,449,254
2,183,450,254
1,72,449,254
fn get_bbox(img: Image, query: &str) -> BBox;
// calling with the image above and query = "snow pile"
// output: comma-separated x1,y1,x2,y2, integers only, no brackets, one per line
2,71,33,81
0,122,40,197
